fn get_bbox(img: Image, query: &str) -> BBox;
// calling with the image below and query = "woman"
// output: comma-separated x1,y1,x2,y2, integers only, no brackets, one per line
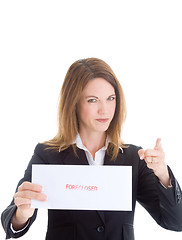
1,58,182,239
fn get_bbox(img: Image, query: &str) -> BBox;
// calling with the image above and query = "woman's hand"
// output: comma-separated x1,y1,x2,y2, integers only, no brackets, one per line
12,181,47,230
138,138,170,188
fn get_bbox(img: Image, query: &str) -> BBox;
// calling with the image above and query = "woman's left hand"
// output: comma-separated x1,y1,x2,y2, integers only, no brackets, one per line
138,138,170,188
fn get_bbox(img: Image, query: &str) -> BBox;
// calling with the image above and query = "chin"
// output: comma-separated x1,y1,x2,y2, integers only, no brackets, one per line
92,121,111,133
95,126,110,133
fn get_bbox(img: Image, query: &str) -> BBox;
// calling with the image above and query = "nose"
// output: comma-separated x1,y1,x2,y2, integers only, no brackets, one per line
97,101,107,115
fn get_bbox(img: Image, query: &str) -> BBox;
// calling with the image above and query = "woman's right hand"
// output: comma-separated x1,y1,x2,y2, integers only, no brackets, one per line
12,181,47,230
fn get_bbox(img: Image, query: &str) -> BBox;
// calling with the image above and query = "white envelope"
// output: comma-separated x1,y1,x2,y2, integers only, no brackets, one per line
31,165,132,211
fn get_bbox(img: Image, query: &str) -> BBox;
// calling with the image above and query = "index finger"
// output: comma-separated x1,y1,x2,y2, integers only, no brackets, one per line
18,181,43,193
154,138,163,150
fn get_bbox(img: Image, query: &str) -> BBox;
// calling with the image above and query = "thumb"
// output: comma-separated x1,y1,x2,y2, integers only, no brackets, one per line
138,149,145,160
154,138,162,150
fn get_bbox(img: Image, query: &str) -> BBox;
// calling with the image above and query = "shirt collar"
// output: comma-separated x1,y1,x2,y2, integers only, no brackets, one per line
59,133,123,153
73,133,110,152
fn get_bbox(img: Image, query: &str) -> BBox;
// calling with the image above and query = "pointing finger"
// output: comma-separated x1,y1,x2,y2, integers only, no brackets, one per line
154,138,162,150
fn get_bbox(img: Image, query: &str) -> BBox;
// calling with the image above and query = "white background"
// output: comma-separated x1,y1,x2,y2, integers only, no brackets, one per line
0,0,181,239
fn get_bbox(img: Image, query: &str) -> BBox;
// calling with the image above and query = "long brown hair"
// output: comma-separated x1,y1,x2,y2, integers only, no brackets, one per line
44,58,127,160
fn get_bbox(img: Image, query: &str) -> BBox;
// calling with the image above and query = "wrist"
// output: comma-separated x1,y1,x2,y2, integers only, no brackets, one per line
12,209,29,231
155,168,170,188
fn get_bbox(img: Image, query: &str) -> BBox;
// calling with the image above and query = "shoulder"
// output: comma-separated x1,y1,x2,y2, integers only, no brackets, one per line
110,143,143,166
34,142,50,154
120,144,148,174
122,144,142,155
33,143,58,158
123,144,143,166
33,143,71,164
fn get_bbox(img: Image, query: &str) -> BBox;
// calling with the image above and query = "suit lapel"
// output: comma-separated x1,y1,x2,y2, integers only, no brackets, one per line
104,148,124,166
97,211,105,224
61,147,89,165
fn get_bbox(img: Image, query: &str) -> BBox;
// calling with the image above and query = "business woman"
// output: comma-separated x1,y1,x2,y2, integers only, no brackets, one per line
1,58,182,239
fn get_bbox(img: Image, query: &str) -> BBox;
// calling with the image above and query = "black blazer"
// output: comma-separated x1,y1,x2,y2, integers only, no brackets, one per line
1,143,182,240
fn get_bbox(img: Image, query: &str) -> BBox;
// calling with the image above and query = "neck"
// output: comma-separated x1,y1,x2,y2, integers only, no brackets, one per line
79,131,106,156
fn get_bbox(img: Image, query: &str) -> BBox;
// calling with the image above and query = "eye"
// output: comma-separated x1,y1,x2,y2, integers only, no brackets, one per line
87,98,97,103
107,96,116,101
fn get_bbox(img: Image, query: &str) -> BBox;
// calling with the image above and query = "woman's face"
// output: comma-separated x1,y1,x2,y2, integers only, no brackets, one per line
77,78,116,135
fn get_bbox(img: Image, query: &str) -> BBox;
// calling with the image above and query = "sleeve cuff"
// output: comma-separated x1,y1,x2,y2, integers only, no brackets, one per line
159,179,173,189
10,218,31,234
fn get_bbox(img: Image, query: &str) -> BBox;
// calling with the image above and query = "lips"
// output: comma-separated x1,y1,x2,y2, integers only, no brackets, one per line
96,118,109,123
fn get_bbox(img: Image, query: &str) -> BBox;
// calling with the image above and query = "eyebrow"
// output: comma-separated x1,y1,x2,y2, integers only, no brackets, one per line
85,94,116,99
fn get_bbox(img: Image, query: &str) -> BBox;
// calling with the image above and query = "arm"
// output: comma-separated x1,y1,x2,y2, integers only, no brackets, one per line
11,182,46,231
137,140,182,231
1,143,47,239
